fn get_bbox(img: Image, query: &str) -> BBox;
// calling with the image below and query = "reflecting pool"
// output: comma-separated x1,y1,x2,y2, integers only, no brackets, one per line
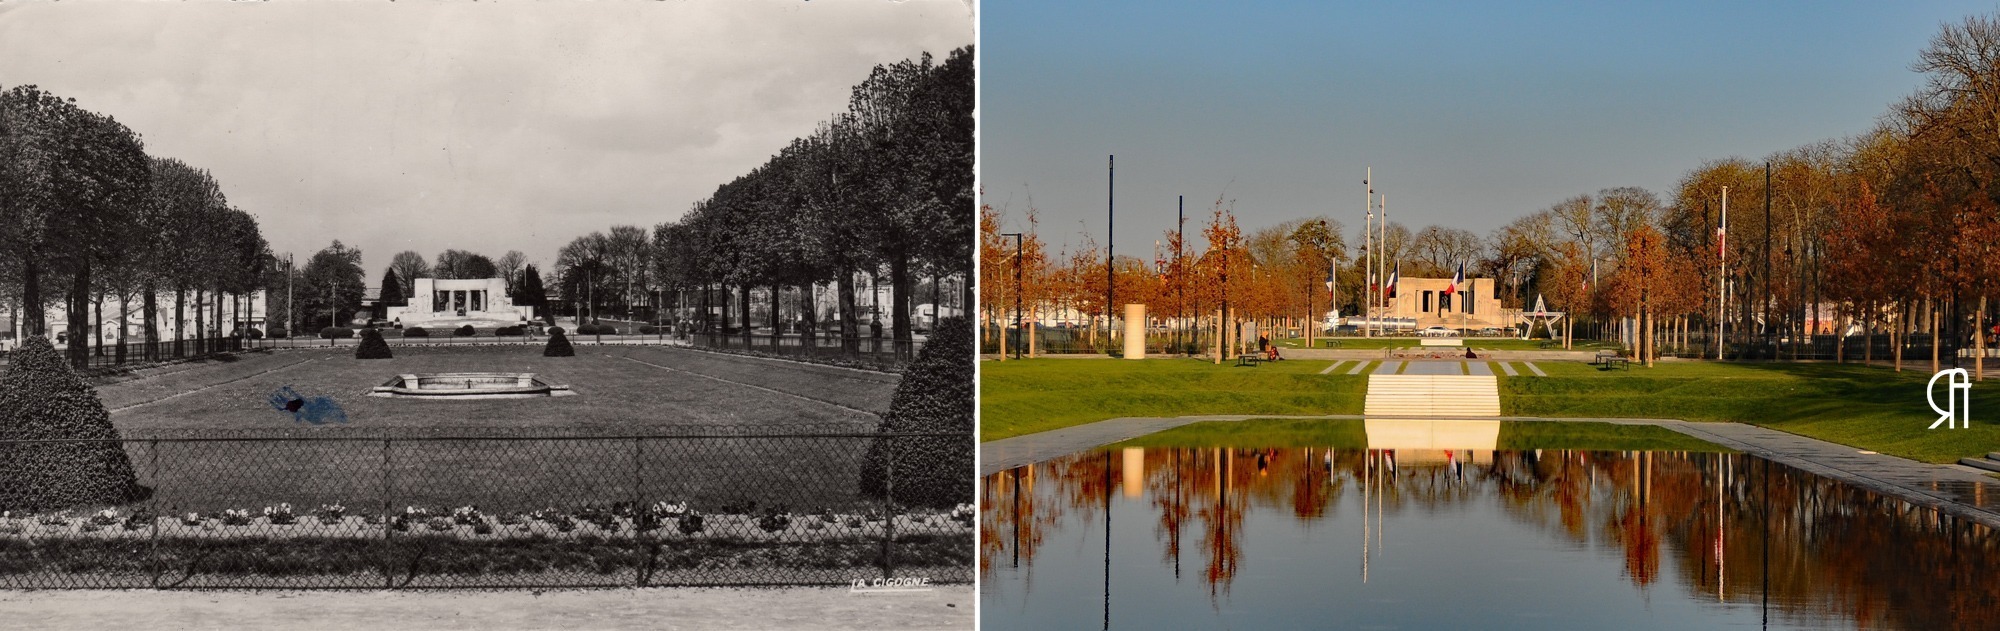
981,433,1998,629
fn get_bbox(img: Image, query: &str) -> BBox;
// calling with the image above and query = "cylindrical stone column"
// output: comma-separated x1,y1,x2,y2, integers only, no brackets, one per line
1123,304,1145,359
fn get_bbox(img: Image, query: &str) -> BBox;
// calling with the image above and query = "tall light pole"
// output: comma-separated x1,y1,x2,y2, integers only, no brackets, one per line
1363,168,1373,338
1106,155,1115,351
1003,232,1024,360
1719,186,1729,361
285,253,294,338
1176,195,1185,356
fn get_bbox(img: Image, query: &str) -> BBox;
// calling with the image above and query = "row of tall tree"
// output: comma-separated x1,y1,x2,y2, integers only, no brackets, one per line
555,47,974,356
1,85,273,368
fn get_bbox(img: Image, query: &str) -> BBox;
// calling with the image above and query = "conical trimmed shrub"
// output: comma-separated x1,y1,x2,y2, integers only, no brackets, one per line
858,317,972,509
355,328,393,359
543,329,575,357
0,336,151,511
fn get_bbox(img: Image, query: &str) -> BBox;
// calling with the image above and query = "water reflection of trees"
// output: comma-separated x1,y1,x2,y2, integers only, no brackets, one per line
981,447,2000,629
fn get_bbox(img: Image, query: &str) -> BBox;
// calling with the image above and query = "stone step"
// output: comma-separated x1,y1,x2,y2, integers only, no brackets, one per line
1959,457,2000,474
1365,374,1501,417
1988,452,2000,462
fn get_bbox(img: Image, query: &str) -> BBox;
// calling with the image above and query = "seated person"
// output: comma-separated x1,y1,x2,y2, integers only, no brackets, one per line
1266,343,1282,361
1464,348,1478,359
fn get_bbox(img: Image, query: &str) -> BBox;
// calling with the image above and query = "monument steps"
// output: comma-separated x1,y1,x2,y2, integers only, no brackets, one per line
1364,374,1501,417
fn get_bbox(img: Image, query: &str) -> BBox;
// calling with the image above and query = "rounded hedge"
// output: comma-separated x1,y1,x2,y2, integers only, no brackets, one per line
319,327,355,339
577,324,599,335
266,328,289,339
403,327,430,338
638,325,661,334
543,329,575,357
242,328,264,340
495,325,525,336
548,326,565,335
454,325,476,337
857,317,971,509
0,336,151,511
355,328,393,360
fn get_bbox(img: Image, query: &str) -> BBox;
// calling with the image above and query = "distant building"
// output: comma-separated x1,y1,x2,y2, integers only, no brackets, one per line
385,278,531,325
1376,277,1508,330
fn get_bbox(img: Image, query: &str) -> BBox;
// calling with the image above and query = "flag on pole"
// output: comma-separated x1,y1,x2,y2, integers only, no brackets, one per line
1716,225,1727,258
1444,262,1464,295
1386,263,1400,299
1325,265,1336,292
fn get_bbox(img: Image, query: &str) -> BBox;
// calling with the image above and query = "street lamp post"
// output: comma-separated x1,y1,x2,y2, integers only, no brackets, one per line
1002,232,1024,360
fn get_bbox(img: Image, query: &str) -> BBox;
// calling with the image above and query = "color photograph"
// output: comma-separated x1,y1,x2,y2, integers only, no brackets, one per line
979,2,1999,629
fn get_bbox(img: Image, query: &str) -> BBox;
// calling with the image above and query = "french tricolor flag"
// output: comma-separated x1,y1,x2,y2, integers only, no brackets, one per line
1385,263,1400,299
1444,262,1464,295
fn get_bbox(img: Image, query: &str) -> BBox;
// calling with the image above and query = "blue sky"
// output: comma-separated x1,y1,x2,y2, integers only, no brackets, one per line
980,0,1995,252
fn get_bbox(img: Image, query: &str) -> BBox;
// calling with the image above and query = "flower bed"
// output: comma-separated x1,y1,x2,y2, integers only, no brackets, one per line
0,503,972,586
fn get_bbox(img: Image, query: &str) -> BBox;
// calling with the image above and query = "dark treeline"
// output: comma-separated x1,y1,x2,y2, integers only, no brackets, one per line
559,46,974,357
1,85,271,368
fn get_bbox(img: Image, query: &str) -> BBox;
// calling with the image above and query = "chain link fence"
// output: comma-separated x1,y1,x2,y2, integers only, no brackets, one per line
0,426,971,589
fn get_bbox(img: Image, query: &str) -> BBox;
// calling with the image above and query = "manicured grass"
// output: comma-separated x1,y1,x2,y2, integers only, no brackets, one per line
1503,361,2000,463
89,345,901,513
978,358,1366,441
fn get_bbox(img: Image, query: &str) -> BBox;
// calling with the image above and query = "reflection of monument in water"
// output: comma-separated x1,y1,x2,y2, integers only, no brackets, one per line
385,278,532,327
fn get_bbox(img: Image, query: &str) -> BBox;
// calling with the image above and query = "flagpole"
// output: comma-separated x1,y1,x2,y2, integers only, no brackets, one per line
1363,168,1372,339
1719,186,1729,361
1382,194,1389,335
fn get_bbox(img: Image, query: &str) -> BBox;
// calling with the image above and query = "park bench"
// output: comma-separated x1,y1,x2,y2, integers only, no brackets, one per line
1236,353,1264,367
1590,350,1630,370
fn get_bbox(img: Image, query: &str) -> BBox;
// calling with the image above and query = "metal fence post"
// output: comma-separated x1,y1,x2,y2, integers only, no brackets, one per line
148,439,161,589
381,438,393,589
881,435,896,580
633,436,645,588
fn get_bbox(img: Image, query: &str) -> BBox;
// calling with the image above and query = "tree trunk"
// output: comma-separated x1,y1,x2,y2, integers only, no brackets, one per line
116,292,129,364
799,283,816,353
1978,295,1987,381
1863,304,1873,367
1930,299,1940,374
890,253,912,361
21,257,42,336
770,284,781,354
93,291,104,357
838,272,858,355
1893,301,1904,372
1212,308,1222,365
739,284,752,349
67,262,91,369
174,286,187,358
143,282,158,362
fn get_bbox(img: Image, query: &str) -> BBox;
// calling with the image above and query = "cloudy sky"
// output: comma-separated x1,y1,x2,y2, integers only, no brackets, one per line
0,0,972,277
984,0,1994,254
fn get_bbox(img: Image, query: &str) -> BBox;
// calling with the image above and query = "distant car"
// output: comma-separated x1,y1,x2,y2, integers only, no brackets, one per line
1418,326,1455,338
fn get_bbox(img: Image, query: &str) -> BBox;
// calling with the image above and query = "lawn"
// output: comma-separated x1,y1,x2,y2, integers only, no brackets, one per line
1503,361,2000,463
979,358,1367,441
88,345,906,513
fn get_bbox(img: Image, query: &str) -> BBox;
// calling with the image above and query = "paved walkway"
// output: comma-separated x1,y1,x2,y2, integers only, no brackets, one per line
980,414,2000,529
